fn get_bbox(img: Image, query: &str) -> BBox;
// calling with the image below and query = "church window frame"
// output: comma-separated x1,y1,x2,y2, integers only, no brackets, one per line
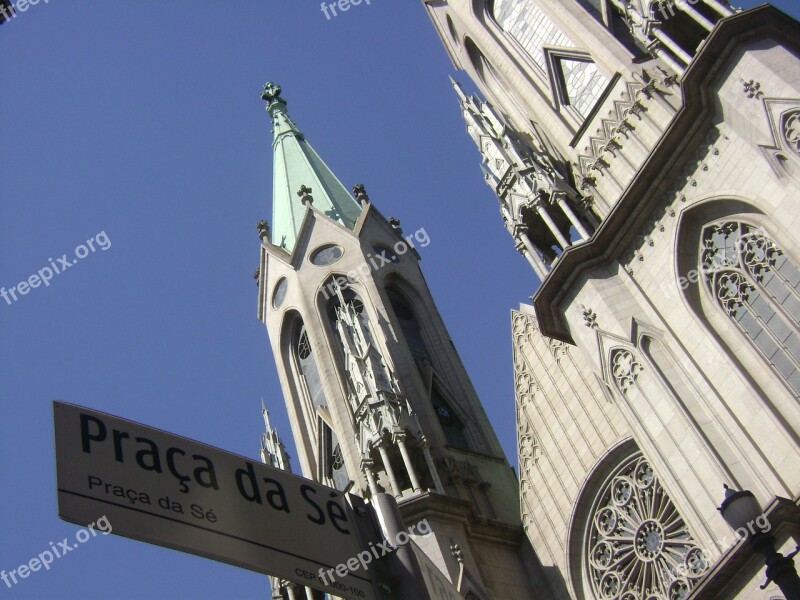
699,219,800,396
383,279,483,453
781,108,800,157
446,13,460,47
272,277,288,309
292,320,329,415
309,243,344,266
570,441,709,600
487,0,612,124
319,417,351,492
490,0,575,74
544,48,612,124
582,451,708,599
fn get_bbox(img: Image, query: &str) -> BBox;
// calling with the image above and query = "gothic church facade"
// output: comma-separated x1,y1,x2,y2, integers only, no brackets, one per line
424,0,800,598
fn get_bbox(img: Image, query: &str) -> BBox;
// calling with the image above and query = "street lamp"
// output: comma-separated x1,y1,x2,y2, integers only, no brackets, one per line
719,485,800,599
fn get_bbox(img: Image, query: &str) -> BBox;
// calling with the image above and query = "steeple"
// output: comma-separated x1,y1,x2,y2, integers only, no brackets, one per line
255,82,546,598
259,398,290,471
260,82,362,253
451,78,595,279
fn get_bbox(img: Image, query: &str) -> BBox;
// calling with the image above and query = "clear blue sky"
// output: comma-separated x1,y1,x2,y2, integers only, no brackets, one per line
1,2,797,599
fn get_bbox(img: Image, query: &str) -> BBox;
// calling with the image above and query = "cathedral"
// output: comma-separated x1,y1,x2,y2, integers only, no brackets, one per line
254,82,549,598
423,0,800,599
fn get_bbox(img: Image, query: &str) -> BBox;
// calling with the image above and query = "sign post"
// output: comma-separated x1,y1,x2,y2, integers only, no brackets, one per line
53,401,376,600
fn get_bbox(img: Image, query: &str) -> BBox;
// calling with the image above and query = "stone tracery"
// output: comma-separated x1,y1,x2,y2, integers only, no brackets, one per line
585,453,708,600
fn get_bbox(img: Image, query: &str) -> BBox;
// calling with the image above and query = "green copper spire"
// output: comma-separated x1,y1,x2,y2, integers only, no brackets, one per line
261,82,362,252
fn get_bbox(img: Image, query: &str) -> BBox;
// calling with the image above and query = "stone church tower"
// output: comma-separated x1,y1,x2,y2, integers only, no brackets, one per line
424,0,800,598
255,82,550,599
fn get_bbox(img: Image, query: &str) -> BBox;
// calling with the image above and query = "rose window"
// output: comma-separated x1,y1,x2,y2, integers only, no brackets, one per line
585,453,708,599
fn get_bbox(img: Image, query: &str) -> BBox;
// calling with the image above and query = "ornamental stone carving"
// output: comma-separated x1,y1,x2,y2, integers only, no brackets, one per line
548,338,568,362
783,109,800,155
585,453,708,599
610,349,643,394
435,457,482,486
519,432,541,469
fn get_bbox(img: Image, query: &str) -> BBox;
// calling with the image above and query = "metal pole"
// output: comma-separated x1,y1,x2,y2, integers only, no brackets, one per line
752,534,800,600
371,493,432,600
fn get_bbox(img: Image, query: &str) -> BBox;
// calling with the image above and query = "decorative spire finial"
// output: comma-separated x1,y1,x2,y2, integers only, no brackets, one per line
297,185,314,205
256,219,271,241
580,304,598,329
352,183,369,206
738,78,764,100
450,76,467,102
388,217,403,234
261,81,286,110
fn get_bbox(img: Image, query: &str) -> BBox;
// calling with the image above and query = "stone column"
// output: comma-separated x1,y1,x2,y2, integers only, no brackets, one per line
702,0,733,16
555,194,591,241
378,445,402,498
363,462,379,495
675,1,715,30
516,237,549,280
532,197,570,249
652,28,693,65
650,41,686,76
397,436,422,493
421,440,445,494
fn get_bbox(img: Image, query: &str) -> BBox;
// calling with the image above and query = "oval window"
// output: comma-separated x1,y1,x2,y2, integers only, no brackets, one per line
272,278,288,308
310,244,343,266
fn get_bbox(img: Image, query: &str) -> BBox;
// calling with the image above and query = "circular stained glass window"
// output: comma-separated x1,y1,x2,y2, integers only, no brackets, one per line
310,244,343,266
272,278,288,309
584,453,708,600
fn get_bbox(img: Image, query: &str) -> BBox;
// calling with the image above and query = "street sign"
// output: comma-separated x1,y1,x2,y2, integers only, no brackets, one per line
53,401,375,600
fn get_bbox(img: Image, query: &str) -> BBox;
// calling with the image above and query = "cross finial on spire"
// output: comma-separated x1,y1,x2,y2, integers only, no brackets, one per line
352,183,369,206
261,81,286,109
297,185,314,205
261,81,281,101
263,82,362,252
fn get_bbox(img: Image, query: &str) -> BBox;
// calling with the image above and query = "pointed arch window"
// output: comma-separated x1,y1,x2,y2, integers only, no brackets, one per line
294,322,328,410
321,420,350,492
388,290,428,359
701,221,800,395
432,384,469,449
325,283,375,354
492,0,574,71
491,0,610,119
